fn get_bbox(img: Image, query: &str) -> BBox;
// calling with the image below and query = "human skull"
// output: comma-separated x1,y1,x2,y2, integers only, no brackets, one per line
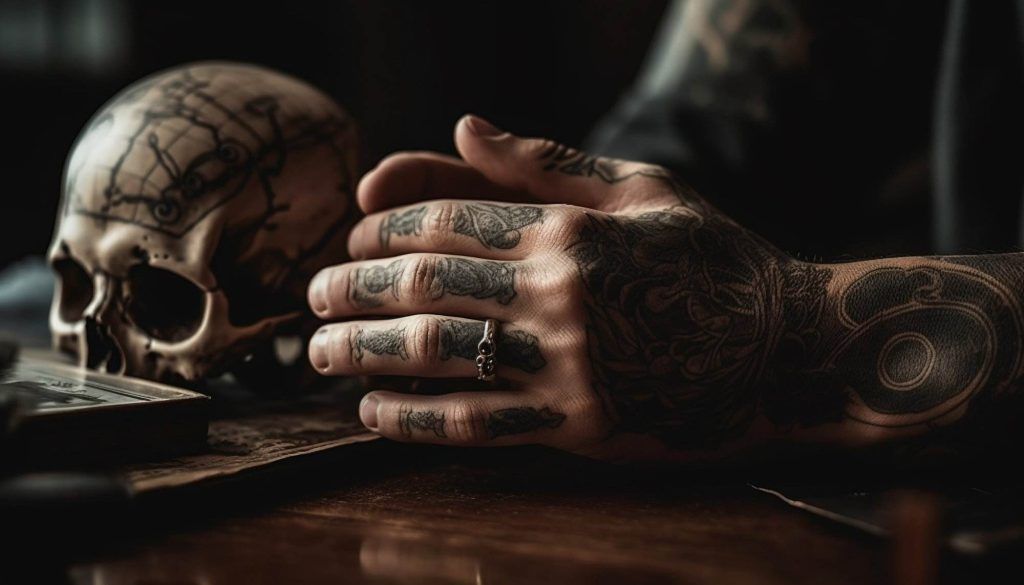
48,62,358,387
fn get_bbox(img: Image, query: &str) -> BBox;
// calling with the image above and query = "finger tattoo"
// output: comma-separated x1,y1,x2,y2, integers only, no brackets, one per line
399,405,447,438
438,319,547,373
379,206,427,249
351,259,404,307
538,142,625,184
353,327,408,363
434,258,517,304
453,203,544,249
486,407,566,439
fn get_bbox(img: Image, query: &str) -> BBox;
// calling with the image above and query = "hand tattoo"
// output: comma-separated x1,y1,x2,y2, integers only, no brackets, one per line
569,157,1024,454
486,407,566,439
438,319,547,374
351,259,404,308
353,327,408,363
379,206,427,248
433,258,517,305
570,209,787,449
453,203,544,249
399,406,447,438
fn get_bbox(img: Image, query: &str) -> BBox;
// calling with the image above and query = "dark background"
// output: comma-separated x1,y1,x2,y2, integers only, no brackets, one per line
0,0,668,269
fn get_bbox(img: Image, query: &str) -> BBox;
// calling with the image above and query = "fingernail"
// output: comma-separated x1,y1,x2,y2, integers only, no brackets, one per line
360,394,379,430
309,328,330,370
308,271,329,314
464,114,505,138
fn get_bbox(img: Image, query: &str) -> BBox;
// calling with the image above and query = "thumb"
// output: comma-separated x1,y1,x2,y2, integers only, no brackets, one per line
454,115,621,209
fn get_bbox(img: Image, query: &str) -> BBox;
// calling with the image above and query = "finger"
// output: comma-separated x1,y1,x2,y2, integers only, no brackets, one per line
361,390,574,447
356,151,534,214
309,316,548,380
454,115,652,210
308,254,526,320
347,199,562,261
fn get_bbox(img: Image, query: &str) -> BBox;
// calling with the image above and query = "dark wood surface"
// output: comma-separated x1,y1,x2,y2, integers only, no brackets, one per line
13,442,1010,584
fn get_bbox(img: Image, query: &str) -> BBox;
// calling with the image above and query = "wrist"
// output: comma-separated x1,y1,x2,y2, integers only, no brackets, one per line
759,258,843,430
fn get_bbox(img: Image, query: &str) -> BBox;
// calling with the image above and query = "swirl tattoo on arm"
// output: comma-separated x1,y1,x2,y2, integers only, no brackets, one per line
787,259,1024,430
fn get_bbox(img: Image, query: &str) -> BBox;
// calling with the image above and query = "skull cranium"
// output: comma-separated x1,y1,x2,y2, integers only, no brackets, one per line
48,62,358,387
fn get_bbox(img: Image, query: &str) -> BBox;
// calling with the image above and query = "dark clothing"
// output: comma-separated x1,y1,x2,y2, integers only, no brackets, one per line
587,0,1024,260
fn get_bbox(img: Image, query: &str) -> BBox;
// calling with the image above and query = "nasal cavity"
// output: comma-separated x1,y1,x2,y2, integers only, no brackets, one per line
84,318,125,374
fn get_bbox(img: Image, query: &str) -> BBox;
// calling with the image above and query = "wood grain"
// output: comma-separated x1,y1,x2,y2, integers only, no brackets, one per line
52,443,904,584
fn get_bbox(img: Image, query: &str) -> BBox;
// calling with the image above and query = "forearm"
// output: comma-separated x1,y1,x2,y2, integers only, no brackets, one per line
769,253,1024,450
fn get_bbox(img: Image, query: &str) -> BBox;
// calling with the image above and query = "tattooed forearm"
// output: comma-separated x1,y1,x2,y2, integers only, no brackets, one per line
571,185,1024,452
486,407,566,439
379,206,427,248
438,319,547,373
433,258,517,305
353,327,408,363
775,257,1024,431
453,203,544,249
351,259,404,307
399,405,447,438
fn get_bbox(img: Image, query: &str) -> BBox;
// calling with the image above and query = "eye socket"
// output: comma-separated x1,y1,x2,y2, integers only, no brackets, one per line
125,265,206,342
52,257,94,322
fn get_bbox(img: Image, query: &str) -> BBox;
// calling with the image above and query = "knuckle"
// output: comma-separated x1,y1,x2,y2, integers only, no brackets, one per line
531,265,579,307
556,207,592,236
404,255,440,302
446,402,488,444
572,390,603,419
328,326,358,372
411,316,442,366
326,268,351,309
346,221,366,259
530,138,560,160
425,202,456,247
541,392,605,448
376,150,421,171
539,207,589,246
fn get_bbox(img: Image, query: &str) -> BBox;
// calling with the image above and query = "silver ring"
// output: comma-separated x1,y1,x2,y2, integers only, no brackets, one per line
476,318,499,381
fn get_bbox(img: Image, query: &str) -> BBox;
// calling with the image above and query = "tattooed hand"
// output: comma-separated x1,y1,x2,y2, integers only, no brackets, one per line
308,116,1024,462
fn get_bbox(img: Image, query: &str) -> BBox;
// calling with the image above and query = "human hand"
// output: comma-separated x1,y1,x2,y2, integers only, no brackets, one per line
307,116,796,462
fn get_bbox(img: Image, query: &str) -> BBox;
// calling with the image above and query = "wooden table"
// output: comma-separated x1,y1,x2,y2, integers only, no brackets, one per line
9,442,1011,584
